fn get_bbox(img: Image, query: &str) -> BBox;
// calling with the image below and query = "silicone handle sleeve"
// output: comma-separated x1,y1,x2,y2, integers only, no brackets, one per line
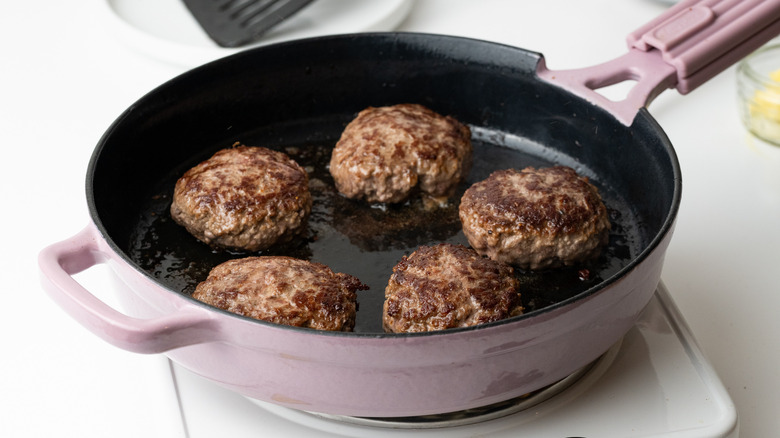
628,0,780,93
537,0,780,125
38,225,219,354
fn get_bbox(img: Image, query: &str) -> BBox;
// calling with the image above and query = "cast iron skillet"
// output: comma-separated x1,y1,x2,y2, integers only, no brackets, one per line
116,37,650,334
101,32,662,332
40,0,780,417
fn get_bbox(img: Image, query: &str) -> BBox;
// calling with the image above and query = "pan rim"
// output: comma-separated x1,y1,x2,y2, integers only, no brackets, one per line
86,32,682,340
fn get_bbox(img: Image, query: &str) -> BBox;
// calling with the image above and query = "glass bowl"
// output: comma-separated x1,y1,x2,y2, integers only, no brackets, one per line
737,42,780,147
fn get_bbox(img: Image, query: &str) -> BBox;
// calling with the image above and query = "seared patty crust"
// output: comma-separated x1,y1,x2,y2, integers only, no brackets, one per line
193,256,367,331
329,104,472,203
459,166,610,270
171,145,312,252
383,243,522,333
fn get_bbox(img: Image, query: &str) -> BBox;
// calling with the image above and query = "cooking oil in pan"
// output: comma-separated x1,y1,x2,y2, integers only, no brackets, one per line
128,136,640,334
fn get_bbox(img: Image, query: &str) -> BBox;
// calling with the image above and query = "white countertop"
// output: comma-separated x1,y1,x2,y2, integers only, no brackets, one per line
3,1,778,437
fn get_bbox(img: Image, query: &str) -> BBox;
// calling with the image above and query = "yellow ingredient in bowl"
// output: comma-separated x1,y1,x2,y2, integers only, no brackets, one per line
749,69,780,144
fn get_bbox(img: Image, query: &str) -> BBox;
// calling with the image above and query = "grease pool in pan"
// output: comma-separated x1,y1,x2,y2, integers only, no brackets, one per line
128,128,639,334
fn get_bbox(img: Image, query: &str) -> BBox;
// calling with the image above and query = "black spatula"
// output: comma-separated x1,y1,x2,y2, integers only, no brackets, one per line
183,0,315,48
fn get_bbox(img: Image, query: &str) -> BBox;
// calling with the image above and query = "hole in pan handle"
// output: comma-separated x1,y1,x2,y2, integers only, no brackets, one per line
537,0,780,126
38,224,220,354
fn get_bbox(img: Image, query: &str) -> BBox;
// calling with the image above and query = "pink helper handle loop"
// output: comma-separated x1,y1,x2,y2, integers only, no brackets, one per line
537,0,780,126
38,225,219,354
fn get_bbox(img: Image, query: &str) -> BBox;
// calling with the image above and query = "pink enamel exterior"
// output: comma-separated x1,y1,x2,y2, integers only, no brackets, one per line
39,220,673,417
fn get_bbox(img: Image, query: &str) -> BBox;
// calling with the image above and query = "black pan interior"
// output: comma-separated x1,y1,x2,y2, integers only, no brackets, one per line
88,33,679,335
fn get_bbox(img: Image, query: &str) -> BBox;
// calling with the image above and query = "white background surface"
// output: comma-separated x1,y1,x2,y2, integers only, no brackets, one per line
2,1,779,437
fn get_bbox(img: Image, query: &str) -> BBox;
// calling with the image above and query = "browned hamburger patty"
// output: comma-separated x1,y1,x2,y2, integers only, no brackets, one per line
192,256,367,331
329,104,472,204
170,144,312,252
382,243,522,333
459,166,611,270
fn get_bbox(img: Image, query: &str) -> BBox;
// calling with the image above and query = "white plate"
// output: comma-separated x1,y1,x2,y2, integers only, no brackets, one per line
104,0,413,67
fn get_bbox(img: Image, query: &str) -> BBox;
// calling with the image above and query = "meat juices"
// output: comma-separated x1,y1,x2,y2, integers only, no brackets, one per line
193,257,367,331
459,166,611,270
170,145,312,252
172,111,607,333
329,104,472,204
383,243,522,333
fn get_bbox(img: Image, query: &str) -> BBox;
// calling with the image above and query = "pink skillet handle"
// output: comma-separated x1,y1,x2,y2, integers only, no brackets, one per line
38,225,219,354
537,0,780,126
